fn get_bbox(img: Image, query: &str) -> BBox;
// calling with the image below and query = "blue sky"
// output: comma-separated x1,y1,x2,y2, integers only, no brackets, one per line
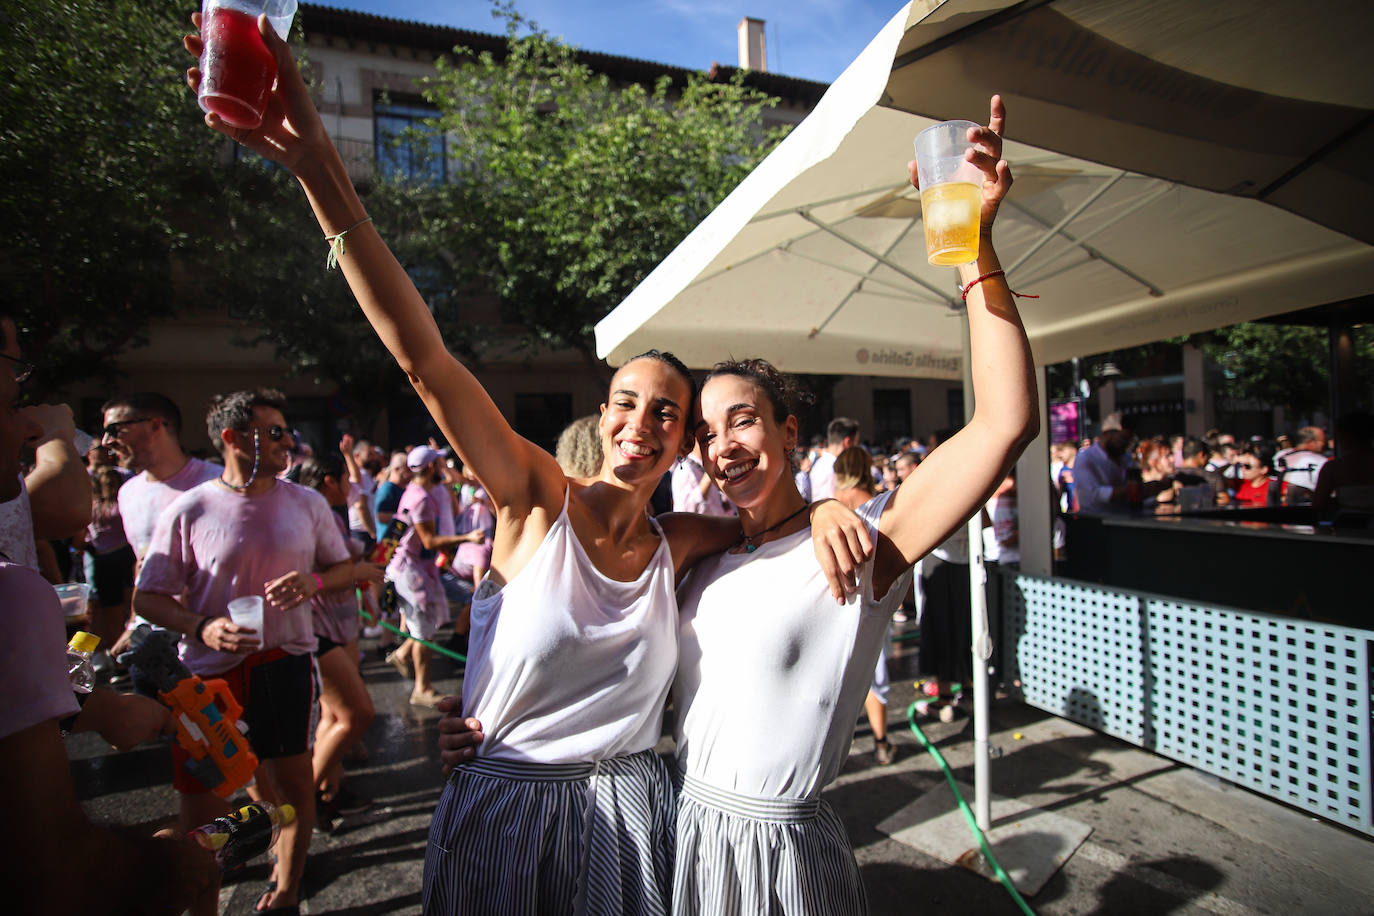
322,1,902,84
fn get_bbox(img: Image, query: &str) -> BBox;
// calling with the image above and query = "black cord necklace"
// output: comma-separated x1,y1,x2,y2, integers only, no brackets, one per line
219,429,260,492
739,501,809,553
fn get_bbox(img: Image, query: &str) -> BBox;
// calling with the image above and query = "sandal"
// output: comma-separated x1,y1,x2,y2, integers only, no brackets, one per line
873,737,897,766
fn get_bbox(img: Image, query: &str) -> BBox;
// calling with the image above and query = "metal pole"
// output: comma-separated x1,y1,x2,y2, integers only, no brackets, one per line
962,310,992,832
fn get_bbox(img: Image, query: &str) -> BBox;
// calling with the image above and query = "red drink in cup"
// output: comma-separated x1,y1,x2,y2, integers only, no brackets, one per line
197,0,296,130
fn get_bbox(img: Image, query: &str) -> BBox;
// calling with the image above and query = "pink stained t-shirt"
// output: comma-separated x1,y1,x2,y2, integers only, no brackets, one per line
311,510,363,646
0,561,80,739
429,482,456,537
118,456,222,561
136,479,351,676
388,483,440,580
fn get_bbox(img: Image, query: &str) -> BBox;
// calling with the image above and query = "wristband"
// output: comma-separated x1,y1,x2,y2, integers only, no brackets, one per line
193,616,216,645
312,572,324,594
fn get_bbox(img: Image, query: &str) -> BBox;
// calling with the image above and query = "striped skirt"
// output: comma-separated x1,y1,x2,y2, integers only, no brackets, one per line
422,750,675,916
672,775,866,916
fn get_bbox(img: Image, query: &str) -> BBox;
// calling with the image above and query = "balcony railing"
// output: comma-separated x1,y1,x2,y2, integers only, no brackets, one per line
335,136,377,184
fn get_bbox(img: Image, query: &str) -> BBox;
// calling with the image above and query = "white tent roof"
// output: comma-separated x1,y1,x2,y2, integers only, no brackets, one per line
595,2,1374,374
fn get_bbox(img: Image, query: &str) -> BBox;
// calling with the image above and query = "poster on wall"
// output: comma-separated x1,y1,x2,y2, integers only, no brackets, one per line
1049,398,1082,444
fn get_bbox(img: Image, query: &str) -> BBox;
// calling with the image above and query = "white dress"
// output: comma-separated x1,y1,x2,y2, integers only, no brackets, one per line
672,490,910,915
423,489,679,916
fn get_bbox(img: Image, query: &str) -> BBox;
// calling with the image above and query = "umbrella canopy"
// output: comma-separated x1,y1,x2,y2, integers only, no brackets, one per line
886,0,1374,247
595,2,1374,372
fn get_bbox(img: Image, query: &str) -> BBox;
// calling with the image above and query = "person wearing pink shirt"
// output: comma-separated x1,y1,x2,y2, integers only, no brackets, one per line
385,445,485,706
134,388,354,915
101,392,222,564
0,314,218,914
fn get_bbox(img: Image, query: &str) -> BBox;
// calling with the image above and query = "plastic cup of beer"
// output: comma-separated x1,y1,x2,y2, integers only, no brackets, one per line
226,596,264,645
197,0,297,130
914,120,983,266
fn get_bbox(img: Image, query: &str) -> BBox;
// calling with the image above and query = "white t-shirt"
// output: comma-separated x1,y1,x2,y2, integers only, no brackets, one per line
461,490,678,763
671,456,732,516
118,457,222,561
0,476,37,569
674,490,910,798
347,468,377,534
808,451,838,501
137,479,350,676
1276,449,1327,491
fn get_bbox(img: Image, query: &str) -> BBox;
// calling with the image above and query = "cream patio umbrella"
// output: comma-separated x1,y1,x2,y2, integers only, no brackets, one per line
594,0,1374,837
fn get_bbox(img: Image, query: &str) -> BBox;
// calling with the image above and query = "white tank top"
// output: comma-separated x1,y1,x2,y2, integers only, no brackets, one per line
674,489,910,798
461,489,679,763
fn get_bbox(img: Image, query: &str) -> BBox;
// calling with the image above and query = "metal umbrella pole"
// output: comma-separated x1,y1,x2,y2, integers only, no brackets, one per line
961,308,993,832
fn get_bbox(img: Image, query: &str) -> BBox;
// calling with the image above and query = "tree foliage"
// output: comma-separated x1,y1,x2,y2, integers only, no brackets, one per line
0,0,222,395
1194,323,1374,417
416,10,788,381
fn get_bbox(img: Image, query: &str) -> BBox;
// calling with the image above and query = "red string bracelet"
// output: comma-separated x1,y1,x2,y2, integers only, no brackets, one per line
961,268,1039,302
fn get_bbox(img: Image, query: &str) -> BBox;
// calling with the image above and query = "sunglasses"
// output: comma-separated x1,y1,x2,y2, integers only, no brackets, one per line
238,424,291,443
0,352,35,384
102,417,155,439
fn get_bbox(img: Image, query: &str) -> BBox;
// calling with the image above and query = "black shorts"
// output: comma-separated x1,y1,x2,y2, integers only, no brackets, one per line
314,633,343,657
172,650,319,794
88,544,135,607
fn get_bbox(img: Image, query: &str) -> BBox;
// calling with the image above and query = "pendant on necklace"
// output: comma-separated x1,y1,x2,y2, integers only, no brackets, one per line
744,542,757,553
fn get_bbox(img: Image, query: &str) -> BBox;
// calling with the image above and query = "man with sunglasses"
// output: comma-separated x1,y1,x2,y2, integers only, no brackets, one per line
134,387,355,915
101,392,222,567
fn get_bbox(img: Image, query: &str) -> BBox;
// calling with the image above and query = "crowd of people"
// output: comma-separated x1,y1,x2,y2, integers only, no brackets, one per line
1050,415,1374,519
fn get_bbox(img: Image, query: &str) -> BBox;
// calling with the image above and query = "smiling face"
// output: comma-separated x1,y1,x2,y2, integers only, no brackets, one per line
224,405,293,478
598,357,693,486
695,373,797,514
101,404,163,471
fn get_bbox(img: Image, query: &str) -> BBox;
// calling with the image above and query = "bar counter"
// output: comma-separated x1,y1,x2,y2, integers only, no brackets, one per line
1059,510,1370,629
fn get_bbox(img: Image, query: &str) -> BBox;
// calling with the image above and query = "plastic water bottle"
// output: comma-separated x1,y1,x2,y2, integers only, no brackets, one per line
67,631,100,694
188,801,296,872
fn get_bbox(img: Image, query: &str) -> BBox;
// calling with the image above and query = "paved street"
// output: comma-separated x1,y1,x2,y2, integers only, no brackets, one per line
68,626,1374,915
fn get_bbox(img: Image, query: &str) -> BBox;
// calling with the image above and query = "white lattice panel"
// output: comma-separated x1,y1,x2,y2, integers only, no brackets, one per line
1003,574,1373,836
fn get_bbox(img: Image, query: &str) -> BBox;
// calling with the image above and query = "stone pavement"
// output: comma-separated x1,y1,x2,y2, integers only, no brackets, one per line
68,628,1374,915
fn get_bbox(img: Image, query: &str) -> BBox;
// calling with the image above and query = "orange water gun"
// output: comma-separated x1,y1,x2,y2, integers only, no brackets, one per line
118,625,258,799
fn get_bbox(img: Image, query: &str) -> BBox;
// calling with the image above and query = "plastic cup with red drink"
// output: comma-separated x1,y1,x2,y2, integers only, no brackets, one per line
197,0,297,130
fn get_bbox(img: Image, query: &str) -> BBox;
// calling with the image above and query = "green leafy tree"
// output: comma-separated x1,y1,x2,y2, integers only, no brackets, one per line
0,0,222,396
191,153,466,432
1194,323,1374,418
416,11,788,383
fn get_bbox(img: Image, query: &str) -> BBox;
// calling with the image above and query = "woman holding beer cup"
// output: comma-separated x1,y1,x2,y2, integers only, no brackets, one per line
180,14,871,915
444,98,1037,914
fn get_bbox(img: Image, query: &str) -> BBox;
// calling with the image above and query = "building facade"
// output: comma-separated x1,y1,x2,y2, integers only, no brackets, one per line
72,4,963,455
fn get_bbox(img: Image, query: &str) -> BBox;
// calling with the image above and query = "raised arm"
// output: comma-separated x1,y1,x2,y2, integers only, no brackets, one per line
182,18,564,520
873,97,1039,594
23,404,93,540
